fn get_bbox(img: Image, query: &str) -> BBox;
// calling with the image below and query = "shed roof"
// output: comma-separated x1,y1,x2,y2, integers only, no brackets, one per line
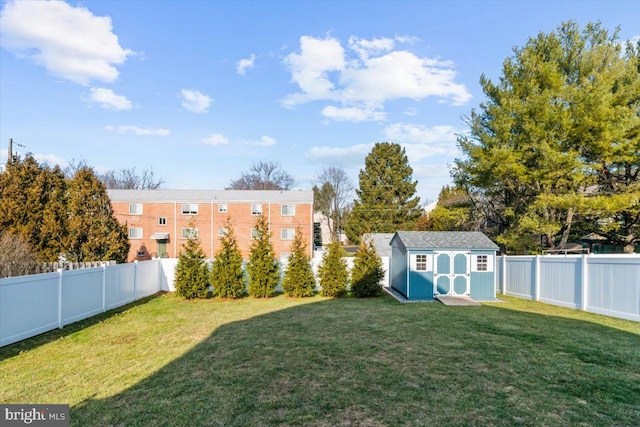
108,189,314,204
362,233,394,257
392,231,499,250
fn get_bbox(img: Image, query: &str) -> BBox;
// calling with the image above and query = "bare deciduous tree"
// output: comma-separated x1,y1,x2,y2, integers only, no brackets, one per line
313,166,354,242
227,161,295,190
0,232,39,278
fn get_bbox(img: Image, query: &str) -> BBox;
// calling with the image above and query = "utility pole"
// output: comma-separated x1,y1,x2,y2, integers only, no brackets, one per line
8,138,12,165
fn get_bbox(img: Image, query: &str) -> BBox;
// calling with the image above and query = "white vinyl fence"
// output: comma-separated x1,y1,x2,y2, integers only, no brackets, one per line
496,254,640,322
0,260,161,347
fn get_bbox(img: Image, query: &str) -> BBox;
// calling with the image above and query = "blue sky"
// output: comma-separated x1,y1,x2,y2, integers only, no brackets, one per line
1,0,638,203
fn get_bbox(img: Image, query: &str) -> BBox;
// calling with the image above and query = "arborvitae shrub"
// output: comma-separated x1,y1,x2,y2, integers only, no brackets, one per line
282,227,315,297
318,242,348,297
211,221,245,298
351,240,384,297
247,215,280,298
174,228,210,299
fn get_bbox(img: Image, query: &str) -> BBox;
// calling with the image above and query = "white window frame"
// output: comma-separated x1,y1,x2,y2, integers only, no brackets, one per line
158,217,167,226
280,252,291,261
472,254,493,272
281,228,295,240
129,203,143,215
281,205,295,216
181,203,198,215
410,253,431,271
251,204,263,216
251,228,260,240
218,227,228,237
129,227,143,239
218,203,227,213
181,227,199,240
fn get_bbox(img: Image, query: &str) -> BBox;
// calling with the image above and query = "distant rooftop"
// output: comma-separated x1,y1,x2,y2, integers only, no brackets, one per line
362,233,394,257
108,189,314,203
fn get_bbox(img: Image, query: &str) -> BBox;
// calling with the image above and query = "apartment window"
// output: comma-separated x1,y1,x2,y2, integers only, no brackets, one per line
219,203,228,213
415,254,428,271
218,227,228,237
477,255,488,271
129,227,143,239
281,205,295,216
280,253,291,261
129,203,143,215
158,217,167,226
281,228,295,240
251,228,260,240
181,228,198,239
181,203,198,215
251,204,263,215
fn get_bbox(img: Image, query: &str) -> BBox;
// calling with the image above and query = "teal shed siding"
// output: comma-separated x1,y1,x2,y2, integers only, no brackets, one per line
389,232,499,302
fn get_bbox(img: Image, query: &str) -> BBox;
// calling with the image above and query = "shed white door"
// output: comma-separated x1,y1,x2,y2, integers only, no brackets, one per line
434,251,470,296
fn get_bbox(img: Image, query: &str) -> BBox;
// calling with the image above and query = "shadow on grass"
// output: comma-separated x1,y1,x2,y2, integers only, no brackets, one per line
70,295,640,427
0,292,165,362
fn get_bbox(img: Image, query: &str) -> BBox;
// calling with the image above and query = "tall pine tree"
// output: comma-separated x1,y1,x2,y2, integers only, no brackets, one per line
174,222,210,299
346,142,421,244
282,227,315,297
211,220,246,298
67,167,129,262
247,215,280,298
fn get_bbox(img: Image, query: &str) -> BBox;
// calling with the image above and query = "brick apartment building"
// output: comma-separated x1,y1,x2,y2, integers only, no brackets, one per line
108,189,314,261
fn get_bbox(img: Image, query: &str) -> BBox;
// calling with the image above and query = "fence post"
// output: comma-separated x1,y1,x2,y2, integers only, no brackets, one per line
57,269,63,329
581,254,588,311
133,260,138,300
102,263,107,313
534,255,541,301
502,254,507,294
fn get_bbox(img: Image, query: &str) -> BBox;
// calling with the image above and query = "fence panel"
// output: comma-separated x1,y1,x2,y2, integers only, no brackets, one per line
105,263,136,310
0,272,60,347
505,256,536,299
136,260,161,297
539,256,581,309
61,268,104,326
587,256,640,321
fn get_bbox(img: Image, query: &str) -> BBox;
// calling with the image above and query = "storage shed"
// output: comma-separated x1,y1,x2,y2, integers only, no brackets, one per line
390,231,499,301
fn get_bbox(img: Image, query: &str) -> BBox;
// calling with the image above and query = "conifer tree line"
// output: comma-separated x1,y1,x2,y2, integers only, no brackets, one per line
0,154,130,266
174,215,385,300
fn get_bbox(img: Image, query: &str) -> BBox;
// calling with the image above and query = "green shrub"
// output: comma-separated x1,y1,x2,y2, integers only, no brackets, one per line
351,240,384,297
174,228,210,299
282,227,315,297
211,221,245,298
318,242,348,297
247,215,280,298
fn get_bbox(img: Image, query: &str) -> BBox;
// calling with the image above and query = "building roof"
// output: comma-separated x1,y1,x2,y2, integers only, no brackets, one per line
362,233,394,257
392,231,499,250
107,189,314,204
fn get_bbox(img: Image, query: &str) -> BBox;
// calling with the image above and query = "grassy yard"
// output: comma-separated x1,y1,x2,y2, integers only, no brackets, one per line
1,293,639,426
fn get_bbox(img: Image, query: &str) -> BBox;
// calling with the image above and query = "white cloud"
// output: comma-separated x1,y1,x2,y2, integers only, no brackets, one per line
283,34,471,120
87,88,132,110
306,143,373,167
384,123,460,160
105,125,170,136
201,133,229,146
321,105,386,122
237,54,255,75
245,136,276,147
0,0,133,85
34,152,69,168
180,89,211,113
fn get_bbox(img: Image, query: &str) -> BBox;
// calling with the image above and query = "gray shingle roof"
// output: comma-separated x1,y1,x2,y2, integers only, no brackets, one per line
393,231,499,250
362,233,394,257
107,189,314,203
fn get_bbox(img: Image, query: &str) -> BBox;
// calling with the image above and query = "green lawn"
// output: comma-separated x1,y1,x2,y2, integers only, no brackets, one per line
1,293,639,426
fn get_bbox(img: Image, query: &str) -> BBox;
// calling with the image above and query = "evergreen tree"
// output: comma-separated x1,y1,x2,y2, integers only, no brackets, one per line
211,220,246,298
350,240,385,298
67,167,130,262
346,142,421,244
174,224,210,299
247,215,280,297
0,154,69,261
282,227,315,297
453,21,639,253
318,242,348,297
